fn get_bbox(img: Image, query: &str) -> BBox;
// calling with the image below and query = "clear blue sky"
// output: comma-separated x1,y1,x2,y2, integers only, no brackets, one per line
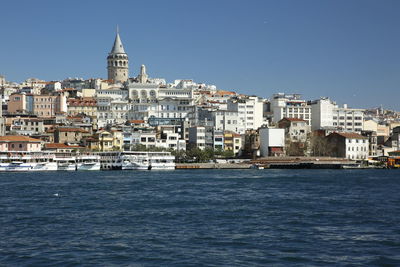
1,0,399,109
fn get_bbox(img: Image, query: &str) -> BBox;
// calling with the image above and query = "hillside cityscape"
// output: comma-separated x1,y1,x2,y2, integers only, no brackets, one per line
0,30,399,165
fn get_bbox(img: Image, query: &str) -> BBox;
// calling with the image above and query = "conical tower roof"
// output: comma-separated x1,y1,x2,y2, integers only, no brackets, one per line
110,31,126,54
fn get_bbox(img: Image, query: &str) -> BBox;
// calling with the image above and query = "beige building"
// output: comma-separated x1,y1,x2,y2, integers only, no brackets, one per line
278,118,310,143
33,94,67,117
8,93,67,117
8,93,27,113
67,98,97,116
85,130,123,151
53,127,90,145
0,135,42,152
363,119,378,132
7,117,45,135
233,133,243,156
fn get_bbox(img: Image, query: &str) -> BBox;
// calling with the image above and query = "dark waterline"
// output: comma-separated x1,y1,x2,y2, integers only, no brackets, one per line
1,169,400,266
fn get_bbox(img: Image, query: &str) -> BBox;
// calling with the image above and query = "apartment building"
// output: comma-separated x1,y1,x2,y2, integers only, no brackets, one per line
270,93,312,125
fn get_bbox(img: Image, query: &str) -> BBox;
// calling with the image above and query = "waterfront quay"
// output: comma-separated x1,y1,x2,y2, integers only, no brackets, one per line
176,157,369,169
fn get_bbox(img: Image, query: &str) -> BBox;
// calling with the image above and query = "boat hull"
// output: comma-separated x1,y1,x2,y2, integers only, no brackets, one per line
77,162,101,171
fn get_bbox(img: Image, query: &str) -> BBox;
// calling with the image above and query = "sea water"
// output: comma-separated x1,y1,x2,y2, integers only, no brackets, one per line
1,169,399,266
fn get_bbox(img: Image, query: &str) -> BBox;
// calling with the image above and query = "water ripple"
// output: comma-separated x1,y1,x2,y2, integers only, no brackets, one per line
0,169,399,266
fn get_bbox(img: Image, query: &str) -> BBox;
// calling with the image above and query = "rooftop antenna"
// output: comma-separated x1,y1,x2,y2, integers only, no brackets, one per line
116,24,119,34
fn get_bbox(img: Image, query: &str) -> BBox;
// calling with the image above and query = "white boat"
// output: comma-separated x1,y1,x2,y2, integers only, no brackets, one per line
0,161,33,172
54,153,77,171
0,152,57,171
76,153,101,171
149,152,176,170
250,164,265,170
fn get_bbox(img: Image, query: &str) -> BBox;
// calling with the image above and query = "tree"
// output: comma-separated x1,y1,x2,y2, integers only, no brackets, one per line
171,149,187,163
186,147,213,163
285,140,306,156
310,135,333,157
222,150,234,158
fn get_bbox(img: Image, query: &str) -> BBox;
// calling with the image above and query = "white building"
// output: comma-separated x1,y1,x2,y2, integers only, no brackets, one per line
310,98,364,132
310,98,335,130
227,96,264,132
127,76,196,121
326,132,369,160
213,110,245,134
259,128,285,157
333,105,364,133
188,126,206,150
270,93,312,125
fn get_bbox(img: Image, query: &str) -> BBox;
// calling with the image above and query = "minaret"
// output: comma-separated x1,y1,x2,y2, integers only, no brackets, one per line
107,27,129,83
137,64,148,84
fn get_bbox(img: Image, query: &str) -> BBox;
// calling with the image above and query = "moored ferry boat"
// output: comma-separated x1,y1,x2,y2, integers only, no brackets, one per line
147,152,176,170
54,153,77,171
98,151,175,170
0,151,57,171
108,151,175,170
76,153,101,171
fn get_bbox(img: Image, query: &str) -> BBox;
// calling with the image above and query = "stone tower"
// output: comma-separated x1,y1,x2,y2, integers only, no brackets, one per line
107,29,129,83
137,65,148,84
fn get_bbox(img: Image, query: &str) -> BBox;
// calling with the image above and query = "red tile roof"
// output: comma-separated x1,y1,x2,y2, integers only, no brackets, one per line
0,135,42,142
68,98,97,106
330,132,367,139
128,120,145,124
213,90,236,96
56,128,89,133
